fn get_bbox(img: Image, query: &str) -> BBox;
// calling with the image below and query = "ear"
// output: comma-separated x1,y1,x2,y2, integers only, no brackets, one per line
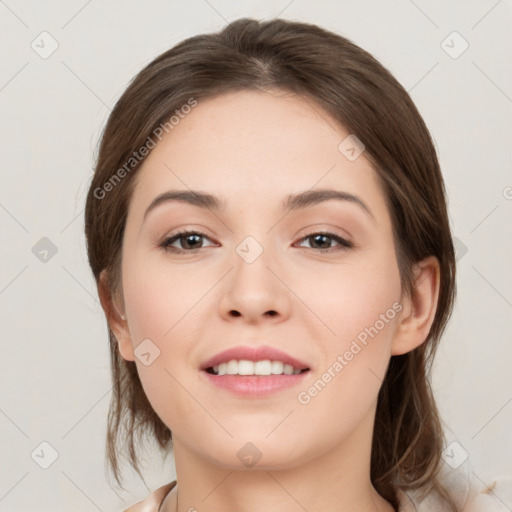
97,269,135,362
391,256,440,356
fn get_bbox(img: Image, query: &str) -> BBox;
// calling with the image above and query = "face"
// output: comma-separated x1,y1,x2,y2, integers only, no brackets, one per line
113,89,408,470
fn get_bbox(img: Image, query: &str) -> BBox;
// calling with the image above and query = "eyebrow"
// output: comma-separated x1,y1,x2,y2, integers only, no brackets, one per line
143,188,375,222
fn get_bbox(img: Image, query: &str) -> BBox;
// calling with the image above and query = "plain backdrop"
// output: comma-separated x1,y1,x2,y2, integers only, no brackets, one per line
0,1,511,510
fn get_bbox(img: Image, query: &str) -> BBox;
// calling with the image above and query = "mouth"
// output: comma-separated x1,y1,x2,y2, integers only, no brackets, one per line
199,345,311,396
204,360,310,376
201,362,310,397
200,345,311,374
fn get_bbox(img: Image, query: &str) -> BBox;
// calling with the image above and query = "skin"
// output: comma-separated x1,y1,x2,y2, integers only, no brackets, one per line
98,89,440,512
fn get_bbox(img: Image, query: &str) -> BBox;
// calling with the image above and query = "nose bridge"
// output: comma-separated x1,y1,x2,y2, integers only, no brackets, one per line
230,200,276,271
219,232,290,322
235,234,266,266
232,233,277,297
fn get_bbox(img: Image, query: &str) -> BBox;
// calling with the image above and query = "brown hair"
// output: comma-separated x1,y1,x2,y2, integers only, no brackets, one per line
84,18,457,510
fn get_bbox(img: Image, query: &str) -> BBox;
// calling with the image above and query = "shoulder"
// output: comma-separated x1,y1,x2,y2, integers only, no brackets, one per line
123,481,177,512
397,462,512,511
461,476,512,512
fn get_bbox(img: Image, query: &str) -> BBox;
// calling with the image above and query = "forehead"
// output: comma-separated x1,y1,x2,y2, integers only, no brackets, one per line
127,89,386,219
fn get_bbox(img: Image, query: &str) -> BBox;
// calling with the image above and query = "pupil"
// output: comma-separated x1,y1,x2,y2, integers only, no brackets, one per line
312,234,329,248
184,234,201,249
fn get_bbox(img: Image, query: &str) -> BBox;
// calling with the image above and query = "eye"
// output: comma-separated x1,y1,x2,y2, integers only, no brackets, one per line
159,230,217,252
159,230,353,253
295,231,353,252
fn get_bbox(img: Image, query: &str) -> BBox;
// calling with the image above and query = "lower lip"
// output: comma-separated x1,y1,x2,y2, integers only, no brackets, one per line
201,370,309,397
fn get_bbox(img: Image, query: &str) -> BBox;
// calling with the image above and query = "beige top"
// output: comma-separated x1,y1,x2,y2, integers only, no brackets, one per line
123,480,176,512
122,472,512,512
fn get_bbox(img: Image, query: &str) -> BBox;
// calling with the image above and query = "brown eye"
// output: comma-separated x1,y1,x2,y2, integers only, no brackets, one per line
296,232,353,251
160,231,216,252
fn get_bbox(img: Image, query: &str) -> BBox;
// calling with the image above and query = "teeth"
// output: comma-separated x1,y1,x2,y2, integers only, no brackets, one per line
212,359,303,376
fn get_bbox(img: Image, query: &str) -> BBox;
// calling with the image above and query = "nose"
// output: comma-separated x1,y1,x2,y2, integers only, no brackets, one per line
218,242,292,325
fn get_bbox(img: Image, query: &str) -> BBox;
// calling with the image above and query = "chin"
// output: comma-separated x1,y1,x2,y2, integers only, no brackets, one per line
196,436,315,472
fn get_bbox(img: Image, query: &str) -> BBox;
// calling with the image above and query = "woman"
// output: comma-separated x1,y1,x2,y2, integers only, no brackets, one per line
84,18,509,512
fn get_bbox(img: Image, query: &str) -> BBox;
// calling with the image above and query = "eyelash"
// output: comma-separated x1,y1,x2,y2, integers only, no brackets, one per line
158,229,354,253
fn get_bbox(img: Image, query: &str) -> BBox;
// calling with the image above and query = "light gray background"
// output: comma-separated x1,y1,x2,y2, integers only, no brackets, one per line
1,1,511,510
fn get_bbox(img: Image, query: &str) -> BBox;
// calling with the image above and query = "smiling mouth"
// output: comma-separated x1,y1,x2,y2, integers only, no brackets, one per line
201,360,311,396
204,360,310,376
205,367,310,375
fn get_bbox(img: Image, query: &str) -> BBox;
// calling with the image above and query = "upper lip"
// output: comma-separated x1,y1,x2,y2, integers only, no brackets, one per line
200,345,311,371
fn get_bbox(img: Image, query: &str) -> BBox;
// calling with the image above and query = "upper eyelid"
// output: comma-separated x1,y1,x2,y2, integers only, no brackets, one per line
163,229,349,241
162,229,353,250
294,232,354,249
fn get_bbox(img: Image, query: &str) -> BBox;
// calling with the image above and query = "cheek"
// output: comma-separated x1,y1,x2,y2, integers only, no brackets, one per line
121,248,210,343
295,303,400,446
303,247,402,344
119,252,214,419
296,246,401,410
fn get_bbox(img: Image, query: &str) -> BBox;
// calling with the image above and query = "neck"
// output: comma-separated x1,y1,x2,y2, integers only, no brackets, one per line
162,408,395,512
